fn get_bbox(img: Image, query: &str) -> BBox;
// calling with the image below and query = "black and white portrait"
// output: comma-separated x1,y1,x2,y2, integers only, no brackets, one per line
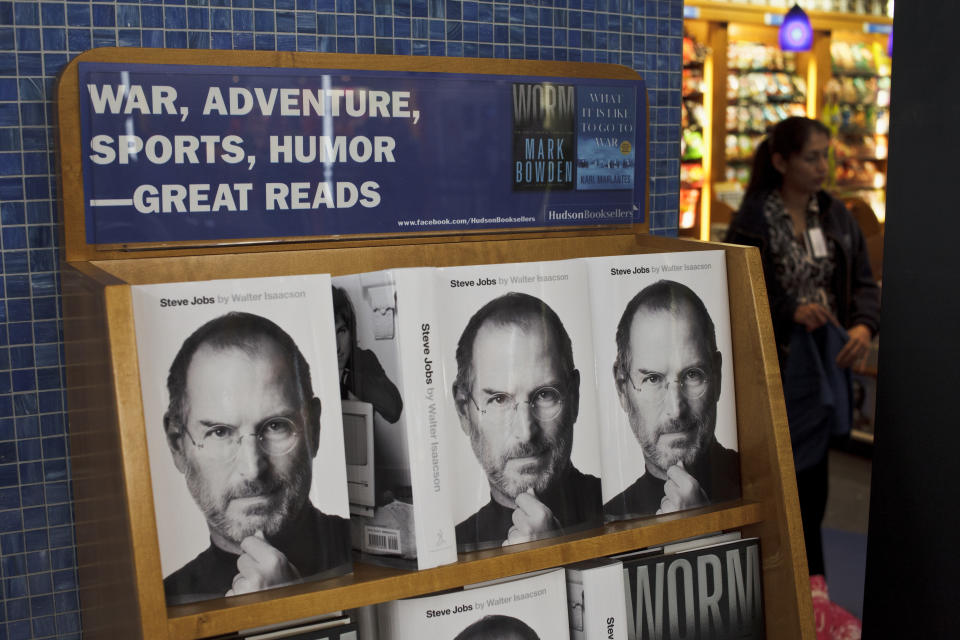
332,273,414,560
453,615,542,640
132,275,352,605
332,281,403,425
586,253,740,522
442,261,602,551
334,268,458,570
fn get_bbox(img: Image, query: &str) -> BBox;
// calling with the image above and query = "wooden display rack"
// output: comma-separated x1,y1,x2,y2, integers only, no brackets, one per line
57,51,814,639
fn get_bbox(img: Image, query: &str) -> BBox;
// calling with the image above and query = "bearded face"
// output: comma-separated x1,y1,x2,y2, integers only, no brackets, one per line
617,306,720,478
457,321,577,506
174,342,314,544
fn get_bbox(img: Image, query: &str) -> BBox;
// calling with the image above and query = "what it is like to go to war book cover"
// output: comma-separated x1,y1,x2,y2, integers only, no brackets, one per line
512,82,637,192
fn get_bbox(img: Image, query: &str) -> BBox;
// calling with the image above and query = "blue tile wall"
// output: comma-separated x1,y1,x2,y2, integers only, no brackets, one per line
0,0,681,637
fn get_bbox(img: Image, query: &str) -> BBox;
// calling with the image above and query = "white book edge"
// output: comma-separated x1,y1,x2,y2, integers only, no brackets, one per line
582,257,623,501
662,530,742,555
240,611,346,637
567,561,628,640
244,616,352,640
393,268,457,569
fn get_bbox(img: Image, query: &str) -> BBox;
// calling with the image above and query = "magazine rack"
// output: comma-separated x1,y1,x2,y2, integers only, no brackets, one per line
58,51,814,640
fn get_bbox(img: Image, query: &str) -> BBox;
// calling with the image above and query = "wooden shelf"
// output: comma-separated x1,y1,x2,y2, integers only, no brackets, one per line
727,129,772,136
729,97,806,105
729,67,798,74
831,68,885,77
167,501,764,639
835,182,885,191
63,231,814,640
836,155,887,162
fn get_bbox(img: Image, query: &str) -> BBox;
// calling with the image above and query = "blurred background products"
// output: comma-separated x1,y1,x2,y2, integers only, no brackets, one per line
680,2,891,241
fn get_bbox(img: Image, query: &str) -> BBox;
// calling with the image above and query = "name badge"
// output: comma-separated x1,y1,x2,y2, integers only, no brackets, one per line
806,227,828,259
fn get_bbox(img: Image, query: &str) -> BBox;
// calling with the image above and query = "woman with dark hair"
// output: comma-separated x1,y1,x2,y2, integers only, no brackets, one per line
332,286,403,424
725,116,880,577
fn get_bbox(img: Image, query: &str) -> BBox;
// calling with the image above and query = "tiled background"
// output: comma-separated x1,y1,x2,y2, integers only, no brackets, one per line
0,0,682,637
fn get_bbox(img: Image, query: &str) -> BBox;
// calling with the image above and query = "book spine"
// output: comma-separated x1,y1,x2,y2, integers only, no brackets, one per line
354,605,379,640
567,570,586,640
393,268,457,570
623,568,637,640
582,259,626,511
375,600,396,640
570,563,628,640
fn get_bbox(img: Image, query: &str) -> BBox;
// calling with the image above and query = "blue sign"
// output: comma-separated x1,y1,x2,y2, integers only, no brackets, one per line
863,23,892,35
764,13,785,26
77,63,647,245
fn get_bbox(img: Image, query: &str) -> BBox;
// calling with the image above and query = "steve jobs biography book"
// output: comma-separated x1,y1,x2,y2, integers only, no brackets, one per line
437,259,603,552
566,558,629,640
377,568,571,640
584,251,741,523
131,274,352,605
331,268,457,571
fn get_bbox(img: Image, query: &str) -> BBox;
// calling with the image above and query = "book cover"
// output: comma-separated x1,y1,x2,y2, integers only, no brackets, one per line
512,82,577,191
566,559,629,640
584,252,741,522
621,537,764,640
575,85,637,191
332,269,456,570
438,260,603,552
131,275,352,605
377,568,571,640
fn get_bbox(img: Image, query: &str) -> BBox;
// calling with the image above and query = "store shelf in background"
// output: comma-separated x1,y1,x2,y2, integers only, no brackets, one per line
679,187,701,231
681,162,706,189
685,1,893,29
840,189,886,230
725,28,810,187
684,1,893,216
824,31,891,225
681,27,713,239
836,181,885,191
831,37,891,78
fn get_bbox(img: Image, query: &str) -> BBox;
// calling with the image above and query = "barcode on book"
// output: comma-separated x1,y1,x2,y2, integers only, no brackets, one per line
365,525,401,554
